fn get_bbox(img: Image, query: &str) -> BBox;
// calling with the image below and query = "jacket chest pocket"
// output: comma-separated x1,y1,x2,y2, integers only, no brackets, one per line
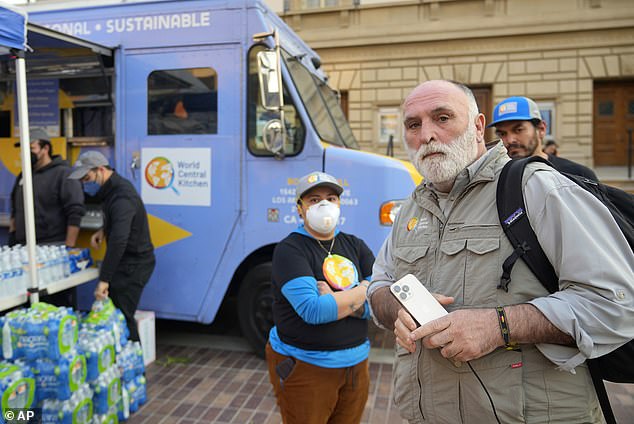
438,236,500,306
393,245,432,284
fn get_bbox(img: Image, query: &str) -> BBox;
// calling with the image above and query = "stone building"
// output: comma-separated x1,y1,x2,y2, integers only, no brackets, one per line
279,0,634,174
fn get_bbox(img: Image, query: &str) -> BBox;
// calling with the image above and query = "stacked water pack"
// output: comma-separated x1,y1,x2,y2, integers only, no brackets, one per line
31,351,87,402
91,367,121,417
81,300,130,420
78,329,115,383
2,303,78,362
116,342,145,416
92,408,119,424
82,300,128,353
42,383,93,424
66,248,93,275
0,361,36,419
0,245,78,295
0,245,27,299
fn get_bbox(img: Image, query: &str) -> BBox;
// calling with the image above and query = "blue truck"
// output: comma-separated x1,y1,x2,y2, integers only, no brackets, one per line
0,0,419,355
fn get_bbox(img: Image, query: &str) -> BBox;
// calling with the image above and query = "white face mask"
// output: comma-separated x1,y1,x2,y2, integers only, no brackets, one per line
305,200,340,234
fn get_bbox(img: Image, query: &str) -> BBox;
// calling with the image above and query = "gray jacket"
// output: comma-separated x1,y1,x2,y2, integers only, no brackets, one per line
370,143,634,423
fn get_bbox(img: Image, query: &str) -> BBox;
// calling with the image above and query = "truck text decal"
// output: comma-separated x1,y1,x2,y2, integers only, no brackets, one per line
45,12,211,37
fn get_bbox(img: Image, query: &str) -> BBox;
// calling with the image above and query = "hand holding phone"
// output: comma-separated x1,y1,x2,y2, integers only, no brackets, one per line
390,274,448,327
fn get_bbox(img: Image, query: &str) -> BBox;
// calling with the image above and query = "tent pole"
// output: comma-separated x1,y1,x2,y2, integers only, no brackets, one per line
15,51,39,304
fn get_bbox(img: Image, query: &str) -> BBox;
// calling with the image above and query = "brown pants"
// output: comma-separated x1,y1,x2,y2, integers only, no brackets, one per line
266,342,370,424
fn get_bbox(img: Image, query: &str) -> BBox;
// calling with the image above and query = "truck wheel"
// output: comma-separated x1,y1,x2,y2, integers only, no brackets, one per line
238,262,274,358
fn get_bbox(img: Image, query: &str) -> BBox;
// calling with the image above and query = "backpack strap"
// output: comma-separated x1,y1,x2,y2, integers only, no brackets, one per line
496,157,559,293
497,157,618,423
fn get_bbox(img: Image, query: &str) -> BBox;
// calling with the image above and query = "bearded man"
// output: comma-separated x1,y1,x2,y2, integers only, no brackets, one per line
367,80,634,423
490,96,597,180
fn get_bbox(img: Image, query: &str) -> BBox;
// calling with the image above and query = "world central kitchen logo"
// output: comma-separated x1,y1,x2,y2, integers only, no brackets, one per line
144,156,209,194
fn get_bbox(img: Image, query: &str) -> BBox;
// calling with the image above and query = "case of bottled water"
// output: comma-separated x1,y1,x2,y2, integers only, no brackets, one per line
31,350,87,402
66,248,93,275
90,366,121,416
0,361,35,413
2,303,78,361
82,300,128,352
116,342,144,384
78,329,115,383
124,375,146,414
42,383,93,424
91,406,118,424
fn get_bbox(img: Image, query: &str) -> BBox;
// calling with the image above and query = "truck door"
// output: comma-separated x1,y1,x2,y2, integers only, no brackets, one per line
122,46,240,320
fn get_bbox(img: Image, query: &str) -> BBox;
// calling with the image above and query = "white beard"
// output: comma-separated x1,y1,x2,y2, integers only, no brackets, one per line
409,123,479,187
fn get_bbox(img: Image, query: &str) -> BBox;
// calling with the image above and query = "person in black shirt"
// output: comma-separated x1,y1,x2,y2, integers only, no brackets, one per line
10,128,85,246
266,171,375,424
69,151,155,341
489,96,598,180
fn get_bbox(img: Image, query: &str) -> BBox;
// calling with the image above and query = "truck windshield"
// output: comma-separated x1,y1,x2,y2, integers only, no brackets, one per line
282,50,359,149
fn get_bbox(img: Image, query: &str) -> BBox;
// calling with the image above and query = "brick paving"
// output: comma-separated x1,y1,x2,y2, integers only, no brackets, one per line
128,344,404,424
128,323,634,424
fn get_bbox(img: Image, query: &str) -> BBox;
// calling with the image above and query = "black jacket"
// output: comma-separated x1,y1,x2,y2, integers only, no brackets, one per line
11,156,85,244
548,154,598,181
97,171,154,283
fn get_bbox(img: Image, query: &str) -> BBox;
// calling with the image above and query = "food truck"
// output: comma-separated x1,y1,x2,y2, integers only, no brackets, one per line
0,0,420,355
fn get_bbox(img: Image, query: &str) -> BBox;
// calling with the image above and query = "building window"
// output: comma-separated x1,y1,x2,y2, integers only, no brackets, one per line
598,100,614,116
536,101,555,141
377,107,400,145
148,68,217,135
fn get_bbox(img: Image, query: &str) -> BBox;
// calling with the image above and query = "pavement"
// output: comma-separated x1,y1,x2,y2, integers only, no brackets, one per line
126,321,634,424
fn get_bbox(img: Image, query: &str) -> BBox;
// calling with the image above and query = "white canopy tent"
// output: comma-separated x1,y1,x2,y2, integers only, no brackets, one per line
0,0,40,303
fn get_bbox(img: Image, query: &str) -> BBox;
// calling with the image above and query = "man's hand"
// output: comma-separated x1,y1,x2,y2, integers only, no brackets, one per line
94,281,109,300
394,293,455,353
91,229,104,249
409,308,503,362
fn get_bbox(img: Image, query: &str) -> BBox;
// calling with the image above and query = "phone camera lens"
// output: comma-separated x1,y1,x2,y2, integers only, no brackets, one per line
402,285,410,293
400,292,407,300
393,285,401,293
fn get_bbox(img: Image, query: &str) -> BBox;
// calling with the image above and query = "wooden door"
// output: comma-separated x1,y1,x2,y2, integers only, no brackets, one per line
593,81,634,166
471,86,495,145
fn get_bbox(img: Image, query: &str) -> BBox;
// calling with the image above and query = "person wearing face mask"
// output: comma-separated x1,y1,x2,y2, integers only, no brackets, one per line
69,151,155,342
265,171,375,424
9,128,85,247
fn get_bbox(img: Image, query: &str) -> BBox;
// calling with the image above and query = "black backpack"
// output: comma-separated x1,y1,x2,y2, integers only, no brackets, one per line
496,156,634,424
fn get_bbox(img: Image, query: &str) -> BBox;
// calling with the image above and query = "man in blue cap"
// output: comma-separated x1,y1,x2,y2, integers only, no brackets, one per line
489,96,597,180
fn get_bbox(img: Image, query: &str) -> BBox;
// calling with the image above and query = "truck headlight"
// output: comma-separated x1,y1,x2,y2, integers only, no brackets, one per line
379,200,404,226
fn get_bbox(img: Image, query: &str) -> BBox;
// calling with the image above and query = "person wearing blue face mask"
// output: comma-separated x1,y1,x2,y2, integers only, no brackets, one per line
9,128,85,247
69,151,155,342
266,171,374,424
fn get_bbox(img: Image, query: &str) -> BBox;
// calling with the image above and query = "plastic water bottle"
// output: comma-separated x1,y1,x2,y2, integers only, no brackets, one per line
10,250,26,295
60,246,71,278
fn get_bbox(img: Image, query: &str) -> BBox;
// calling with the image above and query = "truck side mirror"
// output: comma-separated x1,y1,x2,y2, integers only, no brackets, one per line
257,50,283,111
262,119,284,159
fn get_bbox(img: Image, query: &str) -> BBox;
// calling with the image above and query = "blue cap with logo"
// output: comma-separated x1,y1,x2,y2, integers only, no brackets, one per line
488,96,542,128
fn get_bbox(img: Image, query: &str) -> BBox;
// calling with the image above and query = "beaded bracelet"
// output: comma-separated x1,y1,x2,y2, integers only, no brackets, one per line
495,306,518,351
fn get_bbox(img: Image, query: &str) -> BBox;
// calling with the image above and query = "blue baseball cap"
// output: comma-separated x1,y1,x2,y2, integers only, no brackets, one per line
488,96,542,128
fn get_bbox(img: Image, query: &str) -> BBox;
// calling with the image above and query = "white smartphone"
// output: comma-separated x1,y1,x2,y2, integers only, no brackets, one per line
390,274,448,327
